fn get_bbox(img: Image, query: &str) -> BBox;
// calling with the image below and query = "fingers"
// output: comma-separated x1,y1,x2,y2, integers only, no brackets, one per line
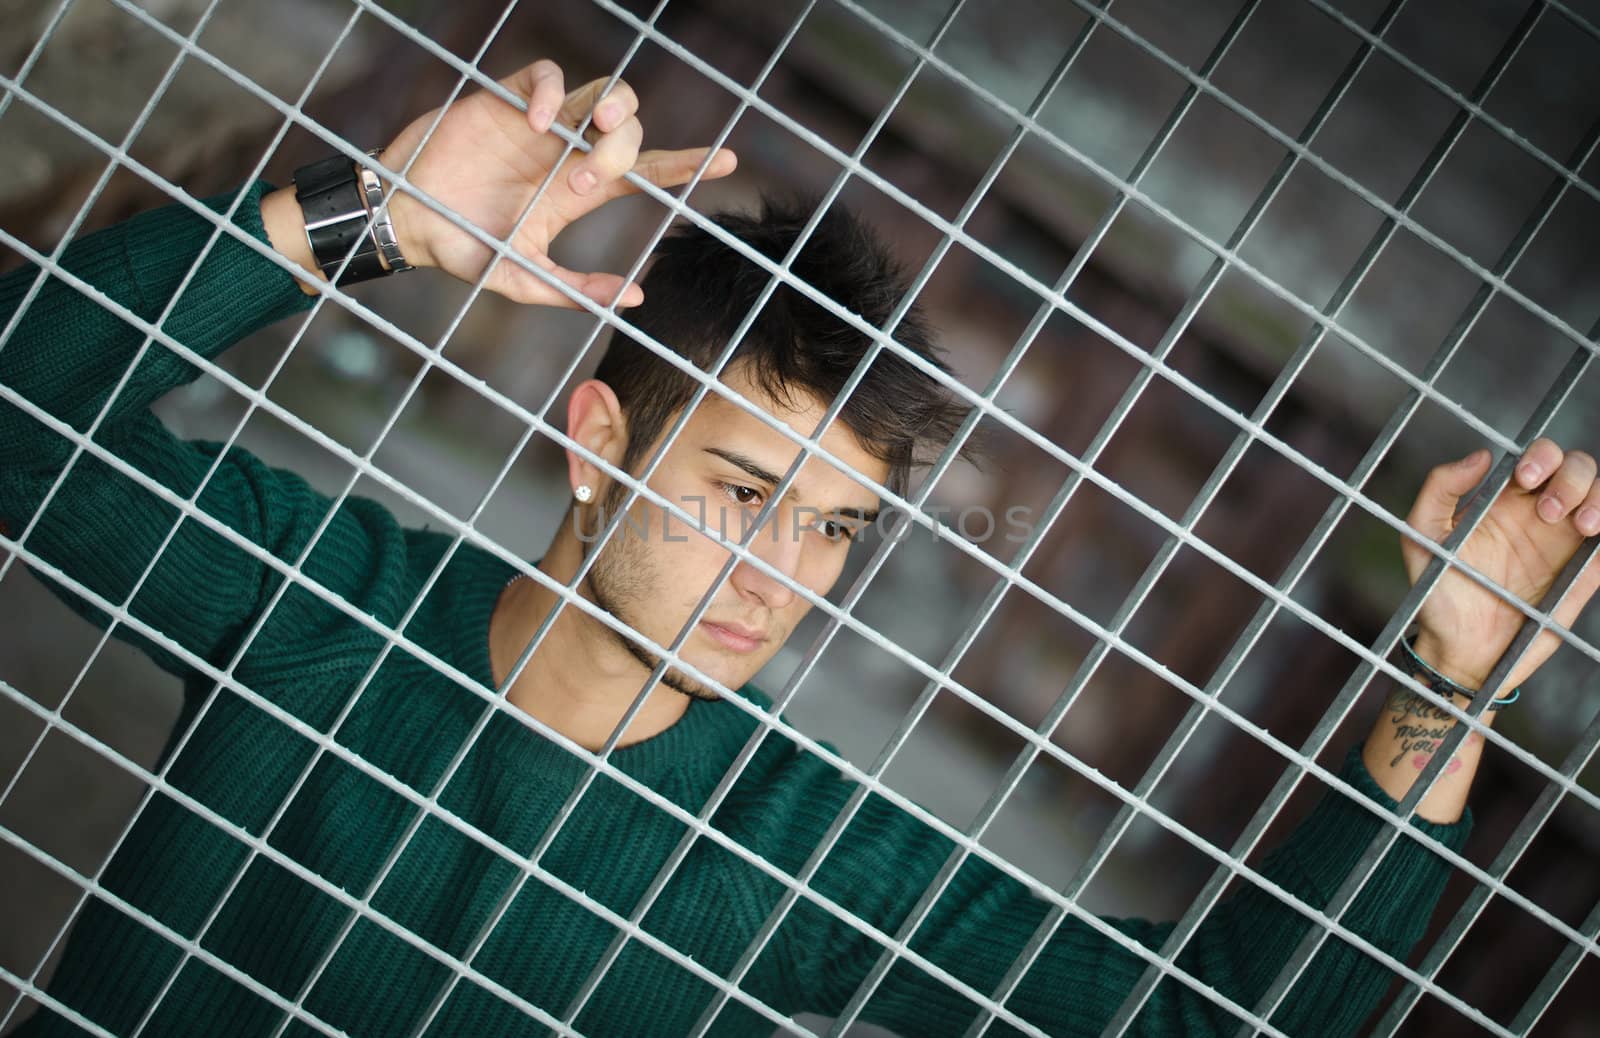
1510,436,1600,535
1533,447,1597,525
552,78,643,197
503,59,566,133
1513,437,1565,491
572,115,643,196
1408,448,1492,541
1577,481,1600,537
492,251,644,310
597,146,740,202
572,271,645,309
557,78,639,133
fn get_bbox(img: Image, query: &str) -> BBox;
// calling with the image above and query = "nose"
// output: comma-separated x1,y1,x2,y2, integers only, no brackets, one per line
730,506,803,611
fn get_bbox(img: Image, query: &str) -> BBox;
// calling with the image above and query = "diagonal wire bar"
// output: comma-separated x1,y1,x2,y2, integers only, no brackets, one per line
1101,129,1600,1035
331,0,1580,1030
263,0,1574,594
0,0,73,125
448,0,948,1029
564,0,1600,684
0,0,238,828
1049,0,1600,327
257,21,675,1038
0,818,388,1038
0,0,1527,864
542,0,1030,1030
0,58,825,1030
419,0,1135,1027
262,54,672,1038
0,674,792,1037
810,0,1305,1030
6,4,1593,1030
0,513,1068,1037
360,0,1540,468
6,8,1593,1030
1239,533,1600,1037
0,128,1228,1034
3,10,580,1035
2,960,136,1038
37,0,1594,819
61,0,1571,613
820,0,1448,1029
94,5,604,1035
0,3,368,1031
6,0,1593,1030
1231,307,1600,1035
961,1,1573,1029
3,159,1596,992
334,0,1600,398
1352,118,1600,1038
0,0,247,591
1510,890,1600,1034
230,2,802,1033
820,0,1600,428
1297,0,1599,201
0,264,1545,1038
1374,699,1600,1034
0,244,1589,1038
1546,0,1600,44
4,152,1595,988
18,0,1600,718
1102,296,1600,1034
676,4,1125,1029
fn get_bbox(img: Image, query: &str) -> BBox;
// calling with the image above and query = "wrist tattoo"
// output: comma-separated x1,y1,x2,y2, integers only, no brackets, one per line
1383,687,1475,773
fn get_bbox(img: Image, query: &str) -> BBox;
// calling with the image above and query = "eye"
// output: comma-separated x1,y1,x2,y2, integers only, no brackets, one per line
715,480,763,506
820,520,856,543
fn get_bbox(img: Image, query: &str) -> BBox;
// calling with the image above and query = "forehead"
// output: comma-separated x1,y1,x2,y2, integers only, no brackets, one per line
678,368,890,496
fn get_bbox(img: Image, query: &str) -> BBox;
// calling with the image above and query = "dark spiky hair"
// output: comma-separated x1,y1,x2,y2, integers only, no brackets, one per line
592,195,979,498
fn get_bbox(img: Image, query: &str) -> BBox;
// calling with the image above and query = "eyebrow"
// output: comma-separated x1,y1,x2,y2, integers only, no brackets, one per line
703,447,880,526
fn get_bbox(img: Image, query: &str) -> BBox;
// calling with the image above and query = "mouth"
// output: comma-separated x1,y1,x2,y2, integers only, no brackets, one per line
699,620,766,653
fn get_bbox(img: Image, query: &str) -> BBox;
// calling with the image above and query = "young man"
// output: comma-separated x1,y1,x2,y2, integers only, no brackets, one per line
2,60,1597,1037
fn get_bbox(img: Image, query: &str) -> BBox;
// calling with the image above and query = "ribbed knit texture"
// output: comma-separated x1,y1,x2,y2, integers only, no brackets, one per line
0,184,1472,1037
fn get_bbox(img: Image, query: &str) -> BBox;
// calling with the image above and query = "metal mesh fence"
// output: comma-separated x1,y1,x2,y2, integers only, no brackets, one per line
1,0,1598,1035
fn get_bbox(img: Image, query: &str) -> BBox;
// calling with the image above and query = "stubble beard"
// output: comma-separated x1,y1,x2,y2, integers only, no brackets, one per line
583,487,724,703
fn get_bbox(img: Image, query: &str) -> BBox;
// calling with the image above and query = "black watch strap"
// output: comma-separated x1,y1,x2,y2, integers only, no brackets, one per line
292,155,388,285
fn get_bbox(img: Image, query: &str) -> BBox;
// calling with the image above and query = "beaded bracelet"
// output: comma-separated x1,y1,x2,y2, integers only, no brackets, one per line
1398,634,1519,710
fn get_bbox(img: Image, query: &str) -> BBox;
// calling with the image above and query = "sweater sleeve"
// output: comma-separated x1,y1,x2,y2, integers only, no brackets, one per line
730,744,1469,1038
0,182,409,685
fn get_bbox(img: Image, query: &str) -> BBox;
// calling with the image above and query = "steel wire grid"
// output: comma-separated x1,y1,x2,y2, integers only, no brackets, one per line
2,1,1598,1036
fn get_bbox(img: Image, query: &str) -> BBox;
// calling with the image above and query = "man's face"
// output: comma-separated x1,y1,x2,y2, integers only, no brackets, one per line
583,366,889,700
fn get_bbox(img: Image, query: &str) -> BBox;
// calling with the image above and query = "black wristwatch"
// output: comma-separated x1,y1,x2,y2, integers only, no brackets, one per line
292,154,409,285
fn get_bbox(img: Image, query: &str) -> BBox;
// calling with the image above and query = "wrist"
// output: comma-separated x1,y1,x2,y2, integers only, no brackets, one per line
1410,630,1491,691
260,186,325,295
373,148,433,271
291,153,414,286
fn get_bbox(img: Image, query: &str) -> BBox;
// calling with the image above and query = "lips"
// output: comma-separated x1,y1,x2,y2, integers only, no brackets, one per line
699,620,766,653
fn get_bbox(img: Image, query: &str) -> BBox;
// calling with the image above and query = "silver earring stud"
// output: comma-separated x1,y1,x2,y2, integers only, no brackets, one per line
574,484,593,503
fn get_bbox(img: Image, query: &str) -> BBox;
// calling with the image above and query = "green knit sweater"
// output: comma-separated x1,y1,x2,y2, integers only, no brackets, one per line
0,183,1470,1038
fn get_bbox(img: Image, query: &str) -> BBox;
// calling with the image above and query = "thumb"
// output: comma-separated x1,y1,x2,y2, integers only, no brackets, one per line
1408,448,1493,541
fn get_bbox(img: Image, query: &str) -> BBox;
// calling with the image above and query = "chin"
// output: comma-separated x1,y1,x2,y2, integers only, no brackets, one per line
674,653,764,700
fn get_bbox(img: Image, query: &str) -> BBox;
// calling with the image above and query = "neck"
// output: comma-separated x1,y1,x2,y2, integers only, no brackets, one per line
488,518,691,753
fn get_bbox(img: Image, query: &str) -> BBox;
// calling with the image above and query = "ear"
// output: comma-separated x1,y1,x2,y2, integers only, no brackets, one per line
565,379,629,498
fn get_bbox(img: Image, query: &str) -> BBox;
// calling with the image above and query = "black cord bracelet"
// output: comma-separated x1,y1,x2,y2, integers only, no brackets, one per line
1397,634,1519,710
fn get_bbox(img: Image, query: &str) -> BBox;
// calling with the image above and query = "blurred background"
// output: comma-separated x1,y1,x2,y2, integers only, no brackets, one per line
3,0,1599,1034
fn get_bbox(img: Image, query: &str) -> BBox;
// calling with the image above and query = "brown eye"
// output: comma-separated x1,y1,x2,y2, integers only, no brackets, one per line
717,481,761,506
